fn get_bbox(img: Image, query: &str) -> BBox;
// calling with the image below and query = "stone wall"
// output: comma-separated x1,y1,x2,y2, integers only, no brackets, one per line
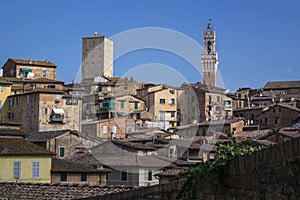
80,136,300,199
196,136,300,199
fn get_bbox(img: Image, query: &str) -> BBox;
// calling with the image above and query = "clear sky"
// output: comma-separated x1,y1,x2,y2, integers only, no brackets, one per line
0,0,299,91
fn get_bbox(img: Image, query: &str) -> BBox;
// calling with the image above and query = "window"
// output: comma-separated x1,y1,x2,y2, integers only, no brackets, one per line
27,95,30,104
59,147,65,157
202,128,207,136
275,118,279,125
265,118,268,123
81,173,87,182
160,111,165,121
65,109,70,118
134,102,138,109
1,84,5,90
160,99,165,104
273,107,275,113
121,170,127,181
32,162,40,178
0,100,2,112
66,98,72,105
55,95,60,103
42,108,47,115
170,89,174,94
13,161,21,179
60,172,67,182
66,98,78,105
171,111,176,118
112,126,117,134
48,85,55,89
102,126,108,134
42,69,46,78
120,101,125,109
72,98,78,105
124,84,128,90
8,112,13,119
279,107,281,112
42,125,47,132
169,98,175,105
148,170,152,181
53,126,59,131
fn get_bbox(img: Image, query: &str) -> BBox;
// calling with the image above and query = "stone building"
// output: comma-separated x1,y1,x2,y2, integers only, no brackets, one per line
182,83,233,122
138,85,180,127
82,35,113,83
257,104,300,129
51,154,111,186
82,116,136,139
5,88,81,133
28,130,101,158
2,58,56,80
0,78,12,121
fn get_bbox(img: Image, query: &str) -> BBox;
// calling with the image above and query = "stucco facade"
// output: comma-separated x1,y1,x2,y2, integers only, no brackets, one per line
0,156,52,183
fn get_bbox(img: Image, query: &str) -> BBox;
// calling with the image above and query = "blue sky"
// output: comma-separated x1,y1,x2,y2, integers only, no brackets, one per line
0,0,299,91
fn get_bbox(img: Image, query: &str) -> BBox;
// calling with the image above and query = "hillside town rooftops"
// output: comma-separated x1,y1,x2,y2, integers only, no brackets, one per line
5,58,56,67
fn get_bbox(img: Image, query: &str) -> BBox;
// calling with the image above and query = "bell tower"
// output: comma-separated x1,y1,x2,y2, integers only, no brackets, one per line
201,20,218,86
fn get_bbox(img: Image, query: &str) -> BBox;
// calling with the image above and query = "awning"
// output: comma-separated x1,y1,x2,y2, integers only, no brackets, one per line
52,108,65,115
20,68,32,72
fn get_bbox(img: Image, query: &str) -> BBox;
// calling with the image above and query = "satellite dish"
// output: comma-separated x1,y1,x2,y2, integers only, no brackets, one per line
94,32,98,35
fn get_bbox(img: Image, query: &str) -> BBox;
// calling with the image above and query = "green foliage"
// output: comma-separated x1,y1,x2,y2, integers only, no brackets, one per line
177,130,263,199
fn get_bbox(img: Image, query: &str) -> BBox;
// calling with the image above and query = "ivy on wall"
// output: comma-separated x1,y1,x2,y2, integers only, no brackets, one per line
177,131,264,199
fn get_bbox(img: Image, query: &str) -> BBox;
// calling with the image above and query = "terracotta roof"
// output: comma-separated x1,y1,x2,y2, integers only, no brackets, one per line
112,140,156,150
8,88,64,96
0,77,12,84
0,138,53,156
92,154,170,168
278,127,300,138
0,129,27,138
0,182,135,199
155,168,185,177
7,58,56,67
24,78,64,83
263,81,300,89
257,104,300,116
28,130,74,142
52,157,111,173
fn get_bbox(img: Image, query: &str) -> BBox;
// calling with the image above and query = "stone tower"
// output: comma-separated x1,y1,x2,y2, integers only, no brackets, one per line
201,21,218,86
82,34,113,83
